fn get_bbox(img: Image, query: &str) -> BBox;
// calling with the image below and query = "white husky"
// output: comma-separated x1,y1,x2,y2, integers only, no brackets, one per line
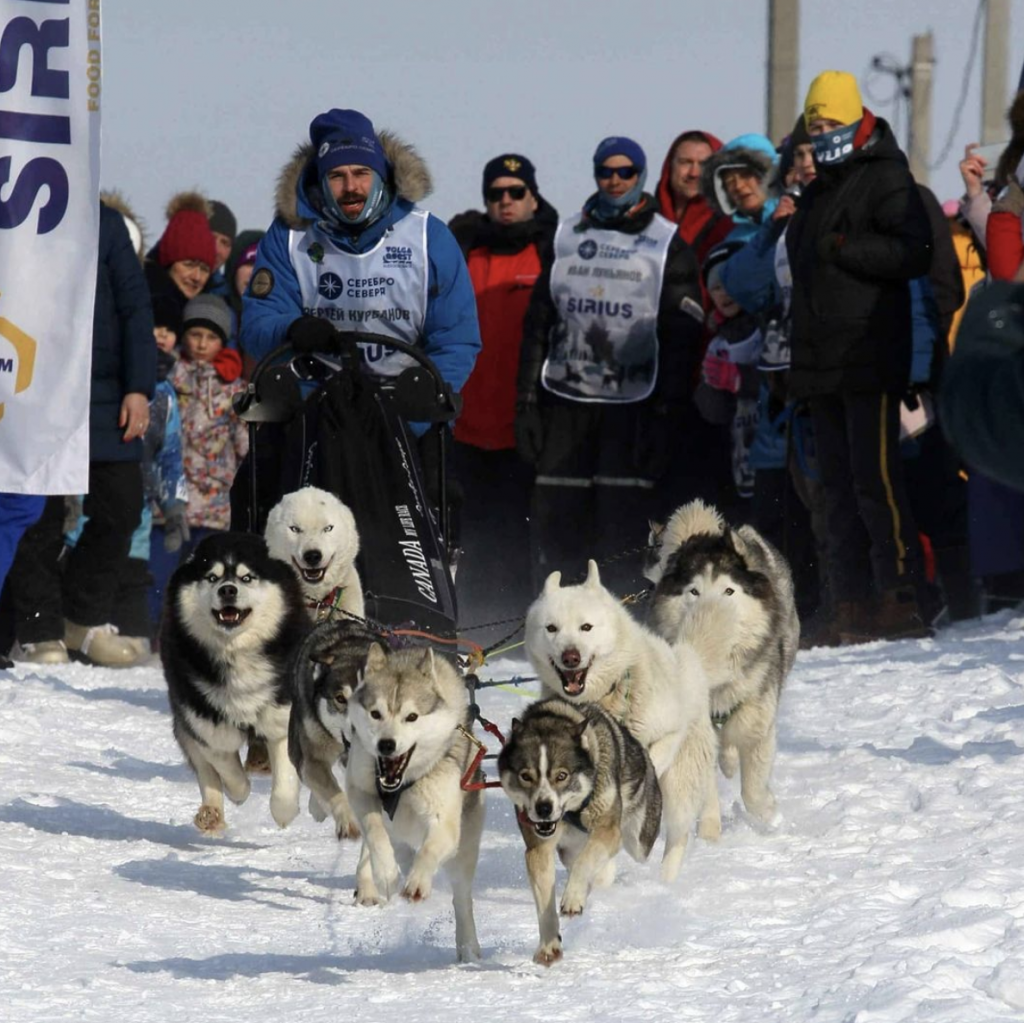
264,487,365,623
524,560,720,882
346,644,485,963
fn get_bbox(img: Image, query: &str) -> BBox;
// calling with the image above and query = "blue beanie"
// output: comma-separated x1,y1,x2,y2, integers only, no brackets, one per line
592,136,646,173
309,108,389,181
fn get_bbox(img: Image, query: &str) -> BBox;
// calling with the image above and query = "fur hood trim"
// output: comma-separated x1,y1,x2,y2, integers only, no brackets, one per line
164,190,212,222
101,189,146,257
701,145,779,218
275,129,433,229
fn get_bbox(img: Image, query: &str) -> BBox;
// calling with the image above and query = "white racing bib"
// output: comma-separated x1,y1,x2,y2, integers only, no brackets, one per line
290,210,429,376
543,211,675,403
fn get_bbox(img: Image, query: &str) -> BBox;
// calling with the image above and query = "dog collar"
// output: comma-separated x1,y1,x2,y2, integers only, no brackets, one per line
309,586,345,623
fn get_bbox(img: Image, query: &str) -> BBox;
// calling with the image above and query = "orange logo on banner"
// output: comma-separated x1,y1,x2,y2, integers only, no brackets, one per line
0,292,37,422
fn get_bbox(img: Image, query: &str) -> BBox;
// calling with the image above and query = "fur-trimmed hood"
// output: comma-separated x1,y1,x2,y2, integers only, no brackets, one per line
700,135,780,219
100,189,146,260
274,130,432,230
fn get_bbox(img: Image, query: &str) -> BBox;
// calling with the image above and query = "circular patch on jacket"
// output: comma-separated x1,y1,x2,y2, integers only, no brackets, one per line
307,242,324,264
250,268,274,298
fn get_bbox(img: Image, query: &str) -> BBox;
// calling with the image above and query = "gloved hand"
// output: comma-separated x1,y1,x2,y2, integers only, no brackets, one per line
817,232,845,263
163,501,191,554
701,353,741,393
515,396,545,465
286,315,337,355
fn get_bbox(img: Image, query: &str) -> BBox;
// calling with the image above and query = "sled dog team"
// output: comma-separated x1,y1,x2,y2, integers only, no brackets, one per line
160,488,799,965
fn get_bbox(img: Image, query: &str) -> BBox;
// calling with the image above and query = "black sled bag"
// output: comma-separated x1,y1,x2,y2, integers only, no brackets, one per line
234,370,457,638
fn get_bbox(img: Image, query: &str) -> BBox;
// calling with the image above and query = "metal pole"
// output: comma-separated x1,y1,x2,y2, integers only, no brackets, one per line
982,0,1010,145
767,0,800,144
908,32,934,184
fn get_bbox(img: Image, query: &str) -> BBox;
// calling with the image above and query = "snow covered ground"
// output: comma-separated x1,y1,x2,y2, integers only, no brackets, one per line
2,612,1024,1023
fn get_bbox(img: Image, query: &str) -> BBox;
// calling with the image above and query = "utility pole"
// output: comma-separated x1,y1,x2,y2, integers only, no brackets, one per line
908,32,934,184
982,0,1010,144
767,0,800,144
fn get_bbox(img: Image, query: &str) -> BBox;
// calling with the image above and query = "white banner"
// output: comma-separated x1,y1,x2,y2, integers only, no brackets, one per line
0,0,101,494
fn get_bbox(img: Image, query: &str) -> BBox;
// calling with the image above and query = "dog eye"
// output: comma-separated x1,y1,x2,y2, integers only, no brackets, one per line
724,587,735,596
323,524,334,532
370,710,382,720
405,713,418,723
554,771,569,783
240,574,255,584
545,624,557,633
205,573,218,584
518,770,534,784
334,691,348,704
689,587,700,597
289,526,301,534
580,623,592,632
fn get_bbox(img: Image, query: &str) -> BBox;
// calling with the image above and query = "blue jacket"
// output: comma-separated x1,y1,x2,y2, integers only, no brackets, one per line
700,134,781,247
241,131,480,398
93,203,157,462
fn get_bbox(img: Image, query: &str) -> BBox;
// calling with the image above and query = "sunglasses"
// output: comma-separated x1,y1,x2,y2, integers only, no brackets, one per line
486,185,528,202
595,165,640,181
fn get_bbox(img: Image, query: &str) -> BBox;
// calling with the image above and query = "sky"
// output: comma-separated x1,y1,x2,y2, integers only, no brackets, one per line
3,614,1024,1020
99,0,1024,244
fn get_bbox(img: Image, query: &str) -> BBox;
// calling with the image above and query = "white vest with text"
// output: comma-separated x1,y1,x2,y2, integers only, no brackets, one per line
289,209,429,375
544,211,675,403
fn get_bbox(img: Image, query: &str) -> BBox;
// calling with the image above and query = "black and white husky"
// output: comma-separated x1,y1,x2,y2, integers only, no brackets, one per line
161,532,309,834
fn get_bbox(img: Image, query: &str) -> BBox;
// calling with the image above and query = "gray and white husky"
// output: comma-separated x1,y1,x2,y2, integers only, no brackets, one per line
525,560,720,883
648,500,800,821
499,698,662,966
346,643,485,963
287,618,381,840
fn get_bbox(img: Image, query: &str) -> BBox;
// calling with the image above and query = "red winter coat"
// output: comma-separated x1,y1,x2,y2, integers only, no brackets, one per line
986,209,1024,281
455,243,544,449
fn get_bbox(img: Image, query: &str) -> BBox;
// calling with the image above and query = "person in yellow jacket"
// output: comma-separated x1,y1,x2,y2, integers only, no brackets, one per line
942,198,986,349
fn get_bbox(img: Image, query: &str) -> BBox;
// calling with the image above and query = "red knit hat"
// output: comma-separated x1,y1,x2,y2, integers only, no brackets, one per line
157,191,216,269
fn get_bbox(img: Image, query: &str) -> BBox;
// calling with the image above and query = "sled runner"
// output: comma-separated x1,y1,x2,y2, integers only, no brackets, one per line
231,329,461,639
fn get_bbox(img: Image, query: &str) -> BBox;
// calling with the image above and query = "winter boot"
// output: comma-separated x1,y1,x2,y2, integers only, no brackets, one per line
871,587,933,641
64,621,138,667
934,546,982,623
18,639,70,664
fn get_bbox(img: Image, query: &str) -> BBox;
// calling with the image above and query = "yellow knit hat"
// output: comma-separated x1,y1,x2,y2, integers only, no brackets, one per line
804,71,864,128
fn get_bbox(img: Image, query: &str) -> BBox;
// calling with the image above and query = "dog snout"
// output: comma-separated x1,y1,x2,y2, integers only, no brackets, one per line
560,647,581,669
302,549,323,567
218,583,238,602
535,799,554,820
377,738,396,756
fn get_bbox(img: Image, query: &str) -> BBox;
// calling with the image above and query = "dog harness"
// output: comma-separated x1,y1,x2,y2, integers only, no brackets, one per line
308,586,346,624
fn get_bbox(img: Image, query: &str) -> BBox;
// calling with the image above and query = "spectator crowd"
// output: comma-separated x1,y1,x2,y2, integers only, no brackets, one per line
3,67,1024,668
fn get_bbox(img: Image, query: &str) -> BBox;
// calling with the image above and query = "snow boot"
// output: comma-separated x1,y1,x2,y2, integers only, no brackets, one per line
18,639,70,664
934,546,982,623
64,621,138,667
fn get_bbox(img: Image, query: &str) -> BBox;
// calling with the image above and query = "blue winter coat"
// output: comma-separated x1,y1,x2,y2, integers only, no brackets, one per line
93,203,157,461
241,130,480,399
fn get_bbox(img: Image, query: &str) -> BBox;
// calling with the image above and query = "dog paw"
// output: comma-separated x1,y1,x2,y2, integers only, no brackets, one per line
244,740,272,775
719,745,739,779
698,814,722,841
270,793,300,829
401,869,434,902
334,816,361,841
194,804,225,833
742,791,777,824
559,890,587,917
308,792,328,822
224,777,251,805
354,886,383,907
533,939,563,966
456,940,482,964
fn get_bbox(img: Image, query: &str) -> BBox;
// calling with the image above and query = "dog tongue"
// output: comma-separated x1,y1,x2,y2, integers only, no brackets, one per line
563,671,584,695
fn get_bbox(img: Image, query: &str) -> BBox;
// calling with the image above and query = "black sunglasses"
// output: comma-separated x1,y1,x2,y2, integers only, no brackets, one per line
486,185,528,202
595,165,640,181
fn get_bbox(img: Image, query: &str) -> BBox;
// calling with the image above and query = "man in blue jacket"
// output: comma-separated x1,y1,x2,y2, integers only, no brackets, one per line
240,108,480,400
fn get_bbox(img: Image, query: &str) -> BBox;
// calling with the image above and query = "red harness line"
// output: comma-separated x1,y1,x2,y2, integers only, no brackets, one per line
459,717,506,791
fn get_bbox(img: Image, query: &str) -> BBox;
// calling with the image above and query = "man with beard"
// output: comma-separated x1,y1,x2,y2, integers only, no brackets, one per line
447,155,558,633
515,137,704,596
785,71,933,641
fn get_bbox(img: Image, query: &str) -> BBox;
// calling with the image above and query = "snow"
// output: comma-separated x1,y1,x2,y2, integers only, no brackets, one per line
2,612,1024,1022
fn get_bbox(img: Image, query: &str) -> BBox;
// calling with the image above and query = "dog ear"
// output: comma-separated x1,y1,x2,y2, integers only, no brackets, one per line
571,717,592,750
364,643,388,674
417,646,436,678
510,717,523,736
727,528,750,562
648,520,664,543
543,570,562,594
585,560,601,589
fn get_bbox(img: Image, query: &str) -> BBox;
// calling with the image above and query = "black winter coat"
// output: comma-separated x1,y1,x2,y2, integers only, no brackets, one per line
517,193,704,405
92,204,157,461
785,117,933,398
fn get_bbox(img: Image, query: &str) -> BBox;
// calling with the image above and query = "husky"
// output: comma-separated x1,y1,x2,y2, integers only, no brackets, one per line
499,698,662,966
287,618,382,840
160,532,309,833
265,486,365,624
644,498,725,586
524,560,720,883
649,500,800,821
346,643,485,963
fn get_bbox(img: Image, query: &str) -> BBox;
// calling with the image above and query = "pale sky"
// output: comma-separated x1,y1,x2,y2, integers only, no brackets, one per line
100,0,1024,242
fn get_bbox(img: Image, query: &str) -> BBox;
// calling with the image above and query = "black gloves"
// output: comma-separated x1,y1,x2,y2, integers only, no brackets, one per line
287,315,337,355
515,396,545,465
